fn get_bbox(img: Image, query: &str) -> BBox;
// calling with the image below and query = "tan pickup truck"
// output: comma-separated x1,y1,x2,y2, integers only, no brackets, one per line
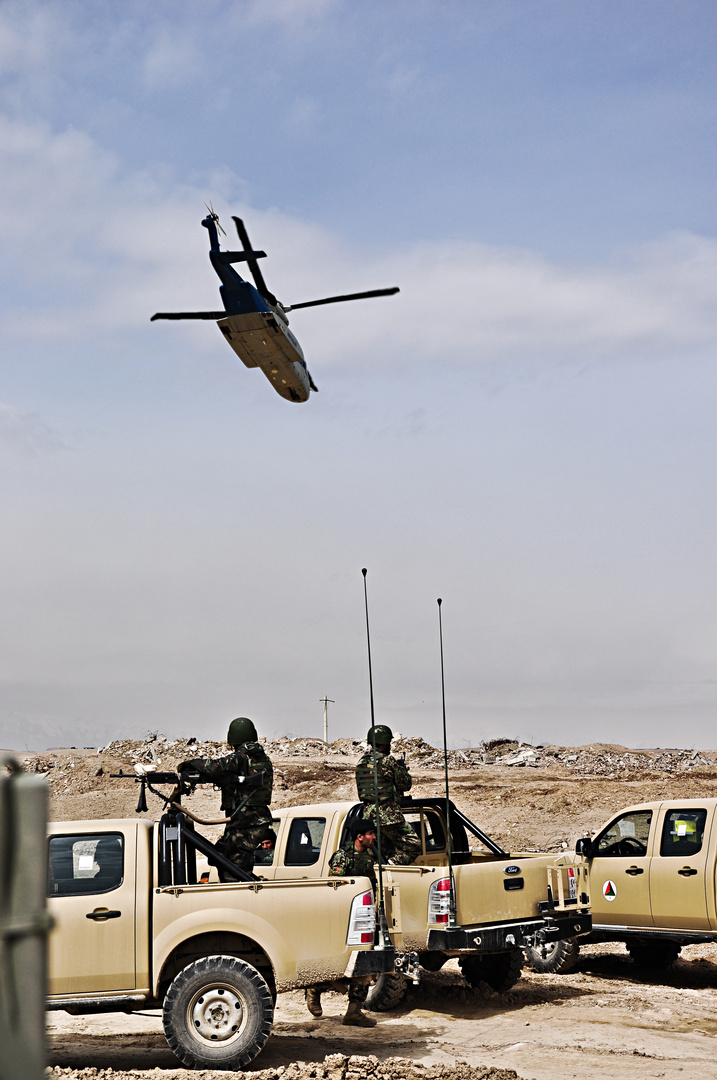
526,798,717,973
46,815,406,1069
247,795,591,1007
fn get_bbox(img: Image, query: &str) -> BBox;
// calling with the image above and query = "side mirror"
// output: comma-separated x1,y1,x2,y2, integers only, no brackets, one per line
575,837,593,859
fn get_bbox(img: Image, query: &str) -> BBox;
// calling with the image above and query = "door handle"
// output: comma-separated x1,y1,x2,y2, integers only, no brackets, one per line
678,867,698,877
625,866,644,876
86,909,122,920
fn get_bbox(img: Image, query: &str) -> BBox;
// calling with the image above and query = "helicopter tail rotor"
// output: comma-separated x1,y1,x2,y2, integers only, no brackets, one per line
204,201,226,236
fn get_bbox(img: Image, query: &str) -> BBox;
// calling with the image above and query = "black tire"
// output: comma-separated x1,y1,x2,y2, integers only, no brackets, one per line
162,954,273,1070
365,972,407,1012
524,938,581,974
627,941,681,970
460,948,523,993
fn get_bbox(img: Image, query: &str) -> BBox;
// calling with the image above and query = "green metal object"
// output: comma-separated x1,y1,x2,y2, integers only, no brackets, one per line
227,717,257,745
0,755,51,1080
366,725,392,745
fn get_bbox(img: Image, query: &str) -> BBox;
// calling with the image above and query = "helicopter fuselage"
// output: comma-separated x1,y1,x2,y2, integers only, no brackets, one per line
217,305,312,403
208,230,314,403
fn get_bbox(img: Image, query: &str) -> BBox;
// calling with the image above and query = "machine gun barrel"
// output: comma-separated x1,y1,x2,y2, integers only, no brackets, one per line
110,767,266,820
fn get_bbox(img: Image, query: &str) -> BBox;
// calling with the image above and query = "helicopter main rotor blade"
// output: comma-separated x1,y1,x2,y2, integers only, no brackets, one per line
151,312,226,320
232,216,278,306
285,287,399,312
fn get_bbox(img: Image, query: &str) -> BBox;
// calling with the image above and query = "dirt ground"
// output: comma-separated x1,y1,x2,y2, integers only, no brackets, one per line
25,736,717,1080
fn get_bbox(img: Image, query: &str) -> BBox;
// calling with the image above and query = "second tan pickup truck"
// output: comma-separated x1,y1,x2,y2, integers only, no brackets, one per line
526,797,717,973
246,794,591,1006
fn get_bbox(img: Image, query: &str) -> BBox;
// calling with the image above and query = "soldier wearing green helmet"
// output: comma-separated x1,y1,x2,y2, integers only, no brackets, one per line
177,717,273,876
355,724,420,866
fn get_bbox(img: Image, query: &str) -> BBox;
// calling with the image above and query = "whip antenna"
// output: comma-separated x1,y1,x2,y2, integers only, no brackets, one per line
438,598,457,928
362,568,391,949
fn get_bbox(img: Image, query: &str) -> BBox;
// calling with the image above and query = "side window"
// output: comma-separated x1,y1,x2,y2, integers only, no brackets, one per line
254,820,280,866
48,834,124,896
423,812,446,851
405,811,446,852
595,811,652,857
660,809,707,857
284,818,326,866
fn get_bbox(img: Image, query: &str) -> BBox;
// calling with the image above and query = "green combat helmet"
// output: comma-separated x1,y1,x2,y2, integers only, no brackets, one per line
367,724,393,746
227,717,258,746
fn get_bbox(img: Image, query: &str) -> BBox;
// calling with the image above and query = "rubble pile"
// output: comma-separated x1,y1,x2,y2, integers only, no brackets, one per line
28,732,716,788
46,1056,521,1080
390,735,485,768
261,736,366,758
25,755,111,795
101,733,222,766
539,744,715,777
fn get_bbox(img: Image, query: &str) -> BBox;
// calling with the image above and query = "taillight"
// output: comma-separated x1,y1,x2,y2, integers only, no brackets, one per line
347,890,376,945
428,877,451,925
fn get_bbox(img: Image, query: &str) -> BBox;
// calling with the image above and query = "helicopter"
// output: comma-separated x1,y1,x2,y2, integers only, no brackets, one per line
151,210,400,403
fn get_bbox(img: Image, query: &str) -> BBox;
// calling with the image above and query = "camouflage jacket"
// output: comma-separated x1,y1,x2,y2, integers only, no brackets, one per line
355,748,412,825
328,840,377,890
181,741,273,818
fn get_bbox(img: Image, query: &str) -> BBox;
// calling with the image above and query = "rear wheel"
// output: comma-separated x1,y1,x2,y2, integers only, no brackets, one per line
525,938,581,974
365,972,407,1012
627,941,681,970
163,955,273,1070
460,948,523,993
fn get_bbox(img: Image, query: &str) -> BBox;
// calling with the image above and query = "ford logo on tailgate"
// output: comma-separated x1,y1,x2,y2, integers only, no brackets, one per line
503,864,521,875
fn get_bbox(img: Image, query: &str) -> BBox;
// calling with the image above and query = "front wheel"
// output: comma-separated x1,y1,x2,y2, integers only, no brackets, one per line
460,948,523,993
525,938,581,974
163,955,274,1070
365,972,407,1011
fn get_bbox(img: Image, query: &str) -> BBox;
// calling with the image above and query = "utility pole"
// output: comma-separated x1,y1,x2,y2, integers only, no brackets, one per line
319,696,335,743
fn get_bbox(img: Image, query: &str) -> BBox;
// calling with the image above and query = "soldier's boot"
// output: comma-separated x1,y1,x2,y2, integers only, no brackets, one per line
305,988,323,1017
341,1001,377,1027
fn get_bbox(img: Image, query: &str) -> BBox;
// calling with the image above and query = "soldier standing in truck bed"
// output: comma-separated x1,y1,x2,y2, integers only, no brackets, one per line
177,717,273,877
355,725,421,866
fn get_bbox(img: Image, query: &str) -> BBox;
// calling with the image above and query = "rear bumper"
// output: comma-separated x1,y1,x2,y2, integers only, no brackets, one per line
427,911,592,954
348,947,420,979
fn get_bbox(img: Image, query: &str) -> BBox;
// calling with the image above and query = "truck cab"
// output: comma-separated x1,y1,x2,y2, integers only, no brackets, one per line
527,797,717,973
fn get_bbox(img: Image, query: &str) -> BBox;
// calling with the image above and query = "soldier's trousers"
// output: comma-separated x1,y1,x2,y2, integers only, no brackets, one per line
310,978,369,1003
215,813,272,877
376,821,421,865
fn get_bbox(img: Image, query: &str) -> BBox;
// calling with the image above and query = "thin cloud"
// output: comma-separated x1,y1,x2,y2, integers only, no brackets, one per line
1,114,716,370
142,26,201,90
0,402,68,455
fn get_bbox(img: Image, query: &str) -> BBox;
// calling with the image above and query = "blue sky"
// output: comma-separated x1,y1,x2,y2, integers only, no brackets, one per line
1,1,717,750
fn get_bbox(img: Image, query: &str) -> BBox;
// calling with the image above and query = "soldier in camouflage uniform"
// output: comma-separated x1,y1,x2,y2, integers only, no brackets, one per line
305,819,378,1027
177,717,273,877
355,725,421,866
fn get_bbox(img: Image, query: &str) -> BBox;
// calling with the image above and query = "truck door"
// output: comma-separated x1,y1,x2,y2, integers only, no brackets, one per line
271,815,328,880
47,827,137,996
589,809,653,927
649,806,713,930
